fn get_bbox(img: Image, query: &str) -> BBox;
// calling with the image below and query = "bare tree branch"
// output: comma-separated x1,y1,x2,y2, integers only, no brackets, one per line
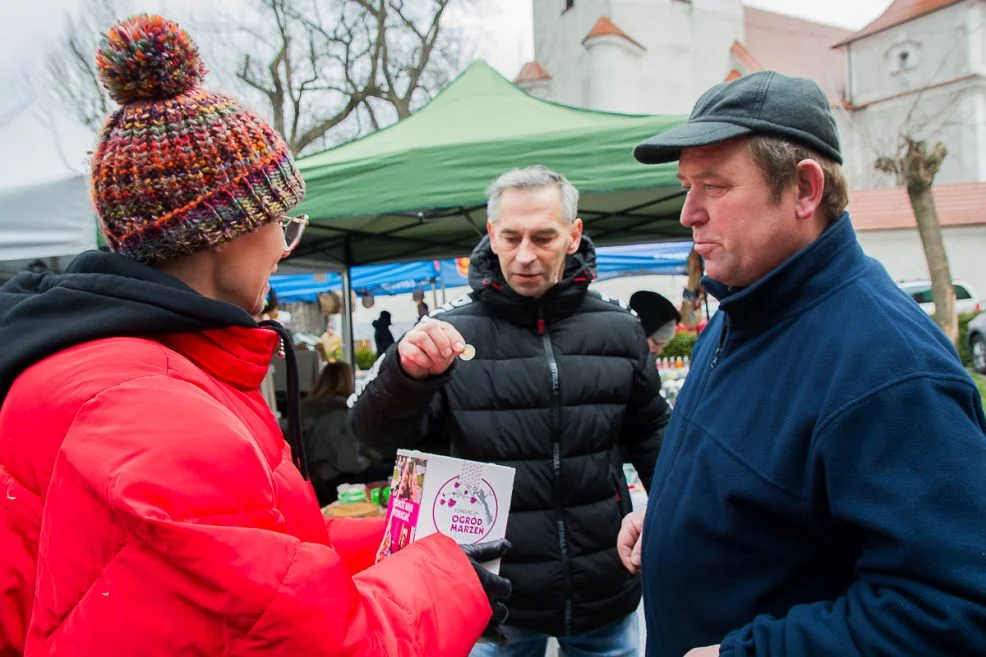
237,55,276,95
363,99,382,130
41,0,471,156
43,0,121,131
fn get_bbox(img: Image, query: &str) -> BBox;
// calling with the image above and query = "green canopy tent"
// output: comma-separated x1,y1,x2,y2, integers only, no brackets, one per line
289,59,690,361
291,59,689,269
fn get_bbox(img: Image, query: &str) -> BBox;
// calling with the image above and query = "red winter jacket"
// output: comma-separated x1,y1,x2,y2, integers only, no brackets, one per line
0,328,490,656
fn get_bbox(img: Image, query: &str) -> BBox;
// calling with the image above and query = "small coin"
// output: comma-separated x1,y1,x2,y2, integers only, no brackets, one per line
460,344,476,361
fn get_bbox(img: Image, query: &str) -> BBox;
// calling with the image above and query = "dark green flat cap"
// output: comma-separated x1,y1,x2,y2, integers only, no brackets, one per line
634,71,842,165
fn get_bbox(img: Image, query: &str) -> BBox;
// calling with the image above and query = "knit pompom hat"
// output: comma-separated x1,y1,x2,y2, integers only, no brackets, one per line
90,14,305,265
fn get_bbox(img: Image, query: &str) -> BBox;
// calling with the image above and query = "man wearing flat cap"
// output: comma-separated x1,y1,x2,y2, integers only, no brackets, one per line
617,71,986,656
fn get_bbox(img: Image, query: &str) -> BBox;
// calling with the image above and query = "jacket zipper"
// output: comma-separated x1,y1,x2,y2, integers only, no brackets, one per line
649,313,727,508
711,314,730,368
539,306,573,634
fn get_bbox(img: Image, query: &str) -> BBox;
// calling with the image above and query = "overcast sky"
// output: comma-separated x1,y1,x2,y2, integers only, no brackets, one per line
0,0,894,89
0,0,894,184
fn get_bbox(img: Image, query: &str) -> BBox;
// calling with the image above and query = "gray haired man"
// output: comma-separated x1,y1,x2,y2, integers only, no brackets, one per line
352,165,670,655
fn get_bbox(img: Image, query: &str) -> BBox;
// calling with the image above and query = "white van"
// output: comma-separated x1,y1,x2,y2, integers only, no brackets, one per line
897,280,981,316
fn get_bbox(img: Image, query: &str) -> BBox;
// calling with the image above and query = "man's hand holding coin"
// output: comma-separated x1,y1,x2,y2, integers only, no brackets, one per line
398,318,473,379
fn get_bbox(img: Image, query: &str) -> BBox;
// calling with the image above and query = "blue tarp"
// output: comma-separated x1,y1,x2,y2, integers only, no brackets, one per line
594,242,694,280
271,241,693,303
270,260,453,302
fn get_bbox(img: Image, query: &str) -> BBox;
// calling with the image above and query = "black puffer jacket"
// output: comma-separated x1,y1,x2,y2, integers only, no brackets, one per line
352,236,669,636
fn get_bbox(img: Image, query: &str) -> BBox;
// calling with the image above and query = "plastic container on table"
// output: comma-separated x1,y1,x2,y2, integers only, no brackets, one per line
337,483,368,504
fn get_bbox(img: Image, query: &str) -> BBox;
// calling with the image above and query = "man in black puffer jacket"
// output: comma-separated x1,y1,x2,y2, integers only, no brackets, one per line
352,166,669,656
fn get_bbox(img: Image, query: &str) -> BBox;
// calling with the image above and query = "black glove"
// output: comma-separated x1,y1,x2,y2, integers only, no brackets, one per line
460,539,512,645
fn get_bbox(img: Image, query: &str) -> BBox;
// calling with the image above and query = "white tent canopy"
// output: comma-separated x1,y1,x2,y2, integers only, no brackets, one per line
0,174,94,263
0,100,97,271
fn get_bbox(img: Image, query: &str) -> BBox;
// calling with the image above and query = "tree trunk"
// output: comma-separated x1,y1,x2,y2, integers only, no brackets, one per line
899,138,956,344
905,184,957,342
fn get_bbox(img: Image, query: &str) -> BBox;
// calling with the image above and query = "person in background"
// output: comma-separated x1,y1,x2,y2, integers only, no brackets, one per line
416,299,430,319
262,289,281,321
301,361,390,506
316,325,343,362
258,290,281,418
678,249,707,332
352,165,669,657
0,15,508,655
372,310,395,356
619,70,986,656
629,290,680,355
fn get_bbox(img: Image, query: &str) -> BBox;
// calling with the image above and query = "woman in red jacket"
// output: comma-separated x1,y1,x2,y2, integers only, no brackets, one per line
0,15,508,656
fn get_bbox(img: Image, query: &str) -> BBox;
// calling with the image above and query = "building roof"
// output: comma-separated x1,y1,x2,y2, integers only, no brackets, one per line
834,0,966,48
729,40,762,72
848,182,986,231
740,7,852,103
582,16,646,51
514,60,551,84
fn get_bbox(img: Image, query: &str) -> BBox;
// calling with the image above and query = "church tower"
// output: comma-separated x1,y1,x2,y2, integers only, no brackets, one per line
518,0,745,115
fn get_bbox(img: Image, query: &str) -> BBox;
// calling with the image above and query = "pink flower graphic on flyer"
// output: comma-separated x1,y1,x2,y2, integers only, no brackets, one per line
433,462,500,544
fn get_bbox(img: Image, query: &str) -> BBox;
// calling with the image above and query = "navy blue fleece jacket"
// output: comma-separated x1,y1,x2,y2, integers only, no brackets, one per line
641,215,986,656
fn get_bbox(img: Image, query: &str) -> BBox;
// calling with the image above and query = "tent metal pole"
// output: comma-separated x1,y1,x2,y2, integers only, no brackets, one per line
441,276,447,305
431,279,439,308
341,267,355,365
340,267,355,364
341,238,357,365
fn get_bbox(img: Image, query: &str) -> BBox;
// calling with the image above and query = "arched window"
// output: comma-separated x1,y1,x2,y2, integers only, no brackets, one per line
887,38,920,75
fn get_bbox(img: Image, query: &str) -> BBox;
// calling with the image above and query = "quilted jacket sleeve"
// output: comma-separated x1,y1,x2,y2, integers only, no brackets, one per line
618,333,670,491
350,347,450,456
323,517,387,576
30,375,490,657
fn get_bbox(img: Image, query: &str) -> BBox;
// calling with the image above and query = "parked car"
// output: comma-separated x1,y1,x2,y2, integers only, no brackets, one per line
967,312,986,374
897,280,981,316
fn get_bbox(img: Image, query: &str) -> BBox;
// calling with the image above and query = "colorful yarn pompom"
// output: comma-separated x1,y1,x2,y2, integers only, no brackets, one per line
89,14,304,266
95,14,206,105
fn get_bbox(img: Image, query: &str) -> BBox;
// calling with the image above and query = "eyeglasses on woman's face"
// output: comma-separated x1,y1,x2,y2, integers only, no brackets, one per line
280,214,309,252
